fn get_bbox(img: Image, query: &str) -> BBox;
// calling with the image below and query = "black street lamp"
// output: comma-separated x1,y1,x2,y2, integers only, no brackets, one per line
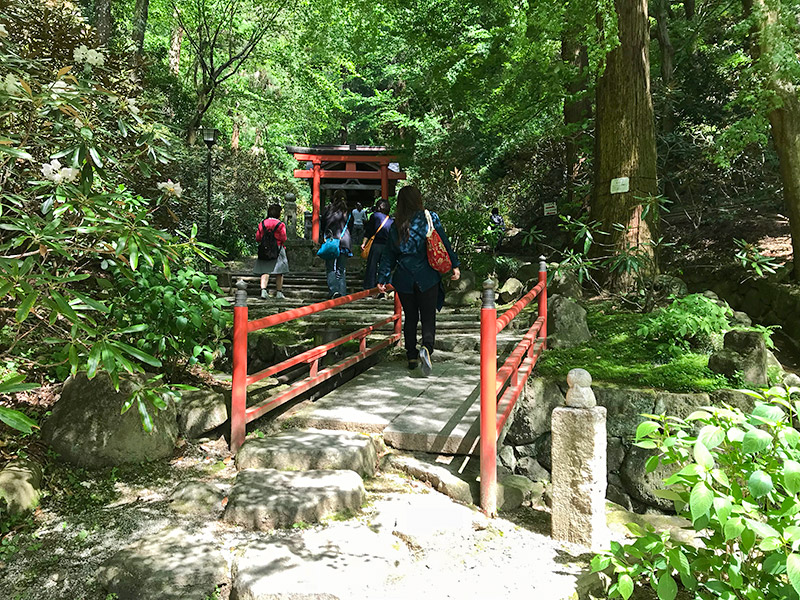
201,127,219,244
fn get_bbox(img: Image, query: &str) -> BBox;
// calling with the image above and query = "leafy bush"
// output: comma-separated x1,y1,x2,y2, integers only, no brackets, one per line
637,294,733,357
593,384,800,600
0,2,224,423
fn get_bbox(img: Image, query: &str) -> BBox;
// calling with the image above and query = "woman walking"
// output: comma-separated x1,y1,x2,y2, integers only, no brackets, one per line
377,186,460,376
361,199,393,293
321,191,352,299
253,203,289,299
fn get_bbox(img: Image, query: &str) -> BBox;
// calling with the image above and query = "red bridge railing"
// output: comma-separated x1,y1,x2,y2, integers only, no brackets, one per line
230,280,402,452
480,256,548,516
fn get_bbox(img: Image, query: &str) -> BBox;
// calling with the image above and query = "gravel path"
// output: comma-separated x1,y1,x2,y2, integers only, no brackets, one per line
0,435,596,600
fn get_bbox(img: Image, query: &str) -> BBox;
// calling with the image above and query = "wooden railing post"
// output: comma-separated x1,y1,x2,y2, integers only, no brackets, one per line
231,279,248,453
538,256,548,349
393,289,402,342
480,278,498,516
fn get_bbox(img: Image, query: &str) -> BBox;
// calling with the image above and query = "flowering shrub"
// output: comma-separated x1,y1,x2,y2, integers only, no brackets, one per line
0,1,226,429
592,384,800,600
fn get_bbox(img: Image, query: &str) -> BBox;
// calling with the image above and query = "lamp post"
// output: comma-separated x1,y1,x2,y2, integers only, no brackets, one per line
201,127,219,244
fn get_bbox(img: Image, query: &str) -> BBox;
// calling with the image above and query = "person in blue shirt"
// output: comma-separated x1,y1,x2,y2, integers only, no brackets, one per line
361,199,393,293
377,185,460,376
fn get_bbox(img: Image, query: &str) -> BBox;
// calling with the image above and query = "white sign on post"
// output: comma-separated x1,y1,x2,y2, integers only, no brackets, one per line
610,177,630,194
543,202,557,216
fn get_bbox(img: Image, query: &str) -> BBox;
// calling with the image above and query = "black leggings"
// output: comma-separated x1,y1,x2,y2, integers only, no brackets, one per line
398,283,438,360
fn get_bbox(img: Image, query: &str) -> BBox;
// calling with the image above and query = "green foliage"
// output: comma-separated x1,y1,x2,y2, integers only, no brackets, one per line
734,238,780,277
637,294,733,357
110,265,231,376
593,384,800,600
0,2,227,427
537,303,731,392
0,375,38,434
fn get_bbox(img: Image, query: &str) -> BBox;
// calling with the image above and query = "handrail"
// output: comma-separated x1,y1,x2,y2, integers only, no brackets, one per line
479,256,547,516
230,280,402,452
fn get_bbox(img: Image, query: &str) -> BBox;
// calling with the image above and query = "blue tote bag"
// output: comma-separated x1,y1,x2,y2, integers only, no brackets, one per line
317,213,351,260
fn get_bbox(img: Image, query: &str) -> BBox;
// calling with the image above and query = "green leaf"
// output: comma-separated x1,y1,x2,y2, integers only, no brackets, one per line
694,439,714,469
110,341,162,367
0,406,38,434
657,572,677,600
690,482,714,522
0,145,34,161
667,547,690,576
70,291,109,313
746,518,780,539
784,460,800,494
742,429,772,454
645,455,660,473
137,397,153,433
618,573,634,600
787,553,800,597
714,496,732,524
698,425,725,449
760,537,783,551
748,470,774,498
15,291,39,323
724,517,745,541
86,344,102,379
590,554,611,572
636,421,661,440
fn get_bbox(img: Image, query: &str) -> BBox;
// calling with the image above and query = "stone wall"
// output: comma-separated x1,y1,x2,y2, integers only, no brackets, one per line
683,265,800,351
502,377,755,512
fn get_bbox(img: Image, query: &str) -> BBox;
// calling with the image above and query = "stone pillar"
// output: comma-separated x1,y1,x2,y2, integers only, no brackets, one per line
551,368,608,551
284,193,297,239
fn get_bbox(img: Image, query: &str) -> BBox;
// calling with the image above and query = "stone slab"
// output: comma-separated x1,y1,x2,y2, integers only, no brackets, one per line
231,522,410,600
291,361,483,455
96,525,229,600
223,468,365,530
235,429,377,477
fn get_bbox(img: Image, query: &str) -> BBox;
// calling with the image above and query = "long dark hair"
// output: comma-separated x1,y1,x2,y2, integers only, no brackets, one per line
394,186,424,242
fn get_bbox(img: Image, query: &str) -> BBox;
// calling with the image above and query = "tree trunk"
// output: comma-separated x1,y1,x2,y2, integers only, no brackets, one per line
744,0,800,281
561,36,590,207
169,17,183,76
653,0,679,205
95,0,113,46
132,0,150,57
231,120,240,150
591,0,659,290
768,91,800,281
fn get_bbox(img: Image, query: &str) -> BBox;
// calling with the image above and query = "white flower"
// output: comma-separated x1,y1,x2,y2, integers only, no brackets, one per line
1,73,19,95
73,45,89,63
0,24,8,38
157,180,182,198
41,159,62,180
41,159,79,184
85,49,104,67
126,98,139,115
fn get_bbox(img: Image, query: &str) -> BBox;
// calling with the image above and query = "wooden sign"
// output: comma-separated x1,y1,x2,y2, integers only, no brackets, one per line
543,202,557,216
610,177,630,194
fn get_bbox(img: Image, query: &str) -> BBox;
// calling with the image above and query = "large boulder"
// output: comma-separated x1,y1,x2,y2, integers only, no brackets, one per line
619,445,675,512
176,388,228,439
97,525,229,600
547,267,583,299
498,277,524,304
593,385,657,438
708,330,768,387
0,458,43,514
505,378,566,446
546,294,590,348
447,269,477,293
42,372,178,467
444,289,481,307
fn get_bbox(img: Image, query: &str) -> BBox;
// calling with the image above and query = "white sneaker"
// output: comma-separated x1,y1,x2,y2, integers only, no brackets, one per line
275,291,286,299
260,289,268,300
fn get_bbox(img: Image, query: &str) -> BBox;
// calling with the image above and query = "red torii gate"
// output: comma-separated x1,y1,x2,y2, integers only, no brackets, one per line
287,145,406,243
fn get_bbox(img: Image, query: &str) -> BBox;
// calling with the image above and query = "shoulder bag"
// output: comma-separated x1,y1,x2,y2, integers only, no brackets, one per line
317,213,351,260
360,215,390,259
424,210,453,274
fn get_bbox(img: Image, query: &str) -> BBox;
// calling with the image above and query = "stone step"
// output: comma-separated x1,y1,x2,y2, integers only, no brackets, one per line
235,429,378,477
223,468,365,530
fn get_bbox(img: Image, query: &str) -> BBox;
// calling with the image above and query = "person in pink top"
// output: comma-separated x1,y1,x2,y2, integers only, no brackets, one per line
253,203,290,300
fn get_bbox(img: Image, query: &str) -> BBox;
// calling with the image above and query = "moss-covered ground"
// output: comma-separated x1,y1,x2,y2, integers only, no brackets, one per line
536,302,731,393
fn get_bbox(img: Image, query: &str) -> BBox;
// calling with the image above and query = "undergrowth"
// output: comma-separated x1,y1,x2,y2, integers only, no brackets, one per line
537,302,732,392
